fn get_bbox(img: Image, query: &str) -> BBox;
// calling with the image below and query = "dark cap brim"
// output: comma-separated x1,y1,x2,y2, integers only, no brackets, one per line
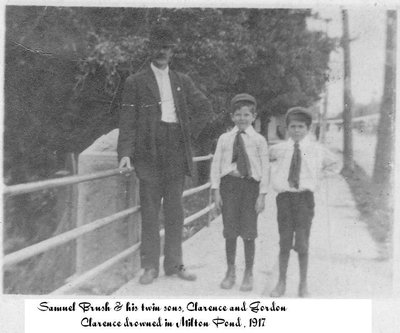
230,93,257,108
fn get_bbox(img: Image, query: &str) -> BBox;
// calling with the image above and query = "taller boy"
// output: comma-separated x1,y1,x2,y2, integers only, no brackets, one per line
118,25,212,284
211,94,269,291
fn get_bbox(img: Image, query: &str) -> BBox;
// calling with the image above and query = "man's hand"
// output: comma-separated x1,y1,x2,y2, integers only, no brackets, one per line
255,193,266,214
119,156,132,169
213,189,223,213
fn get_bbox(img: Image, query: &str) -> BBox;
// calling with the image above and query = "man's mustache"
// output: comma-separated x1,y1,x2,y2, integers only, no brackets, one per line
153,53,168,59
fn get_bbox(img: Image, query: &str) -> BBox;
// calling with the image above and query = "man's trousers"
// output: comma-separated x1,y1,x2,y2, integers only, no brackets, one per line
139,121,187,274
139,176,185,274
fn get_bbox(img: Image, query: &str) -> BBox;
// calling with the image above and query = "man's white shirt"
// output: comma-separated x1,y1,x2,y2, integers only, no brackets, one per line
151,63,178,123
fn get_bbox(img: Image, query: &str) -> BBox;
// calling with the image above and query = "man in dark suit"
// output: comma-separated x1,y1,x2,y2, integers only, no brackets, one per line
118,25,212,285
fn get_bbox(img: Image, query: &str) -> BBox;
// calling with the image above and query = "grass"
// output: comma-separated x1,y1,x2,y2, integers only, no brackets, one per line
341,163,393,260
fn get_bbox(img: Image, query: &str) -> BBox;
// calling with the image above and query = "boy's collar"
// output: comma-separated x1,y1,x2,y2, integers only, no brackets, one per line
232,125,256,136
288,135,311,147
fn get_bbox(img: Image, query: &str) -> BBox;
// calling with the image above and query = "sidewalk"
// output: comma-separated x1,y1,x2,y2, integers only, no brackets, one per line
113,167,392,298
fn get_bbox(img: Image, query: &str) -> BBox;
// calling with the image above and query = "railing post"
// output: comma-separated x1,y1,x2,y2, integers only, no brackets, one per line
76,151,127,274
75,144,142,293
53,153,78,281
122,170,141,276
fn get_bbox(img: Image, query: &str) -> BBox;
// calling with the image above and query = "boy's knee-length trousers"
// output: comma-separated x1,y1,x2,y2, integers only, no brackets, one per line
276,191,315,254
220,175,260,240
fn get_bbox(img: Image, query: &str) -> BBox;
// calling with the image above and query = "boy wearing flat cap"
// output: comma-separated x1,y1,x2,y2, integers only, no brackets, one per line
210,93,269,292
118,25,212,285
269,106,337,298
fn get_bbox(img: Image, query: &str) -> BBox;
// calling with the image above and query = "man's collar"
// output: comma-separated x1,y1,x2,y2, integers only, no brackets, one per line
151,62,169,75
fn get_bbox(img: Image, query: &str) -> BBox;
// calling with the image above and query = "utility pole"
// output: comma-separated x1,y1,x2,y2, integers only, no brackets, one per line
341,9,354,176
373,10,396,189
319,18,331,144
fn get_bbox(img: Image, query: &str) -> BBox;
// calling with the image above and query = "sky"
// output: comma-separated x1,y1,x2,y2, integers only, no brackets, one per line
308,8,387,116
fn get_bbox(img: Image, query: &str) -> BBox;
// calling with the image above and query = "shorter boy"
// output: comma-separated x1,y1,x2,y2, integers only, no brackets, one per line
269,107,337,298
210,93,269,292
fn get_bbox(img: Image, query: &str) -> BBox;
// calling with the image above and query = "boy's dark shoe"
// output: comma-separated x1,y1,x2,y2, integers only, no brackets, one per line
239,269,253,292
270,281,286,297
139,268,159,285
220,265,236,289
298,283,309,298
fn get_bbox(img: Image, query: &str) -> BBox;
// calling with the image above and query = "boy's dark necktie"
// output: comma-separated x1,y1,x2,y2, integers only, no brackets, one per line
232,130,251,177
288,141,301,189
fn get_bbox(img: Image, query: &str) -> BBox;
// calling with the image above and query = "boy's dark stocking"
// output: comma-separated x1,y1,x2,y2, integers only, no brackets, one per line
244,239,255,270
298,252,309,297
270,251,290,297
221,238,237,289
226,237,237,266
240,239,255,291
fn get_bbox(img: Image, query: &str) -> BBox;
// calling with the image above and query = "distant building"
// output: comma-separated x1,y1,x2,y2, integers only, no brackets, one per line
253,115,285,144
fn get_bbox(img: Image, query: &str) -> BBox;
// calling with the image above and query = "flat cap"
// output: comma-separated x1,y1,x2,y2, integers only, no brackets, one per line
230,93,257,108
285,106,313,124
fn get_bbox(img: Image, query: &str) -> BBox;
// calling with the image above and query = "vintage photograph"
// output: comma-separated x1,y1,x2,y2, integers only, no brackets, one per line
1,3,398,330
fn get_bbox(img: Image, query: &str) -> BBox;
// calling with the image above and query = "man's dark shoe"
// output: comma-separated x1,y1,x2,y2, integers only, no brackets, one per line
220,265,236,289
298,282,309,298
239,269,253,292
166,265,197,281
270,280,286,297
177,266,197,281
139,268,158,285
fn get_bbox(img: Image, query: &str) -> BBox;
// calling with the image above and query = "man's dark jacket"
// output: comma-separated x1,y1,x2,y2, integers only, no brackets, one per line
117,65,212,181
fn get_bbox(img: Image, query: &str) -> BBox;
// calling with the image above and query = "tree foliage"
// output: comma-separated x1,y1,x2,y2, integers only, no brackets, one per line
4,8,335,288
5,6,335,185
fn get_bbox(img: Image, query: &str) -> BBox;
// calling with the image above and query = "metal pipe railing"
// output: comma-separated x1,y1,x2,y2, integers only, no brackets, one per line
3,179,212,267
3,168,134,197
50,242,141,295
3,206,140,267
52,202,216,295
4,155,214,197
3,154,215,294
3,156,213,267
183,203,215,224
192,154,213,162
182,182,210,198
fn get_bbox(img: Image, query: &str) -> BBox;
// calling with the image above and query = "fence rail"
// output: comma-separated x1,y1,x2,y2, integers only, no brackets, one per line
3,154,215,197
3,168,133,197
3,154,215,294
317,114,380,125
3,206,141,267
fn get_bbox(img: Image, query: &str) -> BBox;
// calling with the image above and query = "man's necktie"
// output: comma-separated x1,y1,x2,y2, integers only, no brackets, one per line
232,131,251,178
288,141,301,189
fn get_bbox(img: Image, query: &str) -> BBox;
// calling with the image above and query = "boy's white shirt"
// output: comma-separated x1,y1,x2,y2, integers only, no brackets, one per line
210,125,270,194
269,134,339,193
